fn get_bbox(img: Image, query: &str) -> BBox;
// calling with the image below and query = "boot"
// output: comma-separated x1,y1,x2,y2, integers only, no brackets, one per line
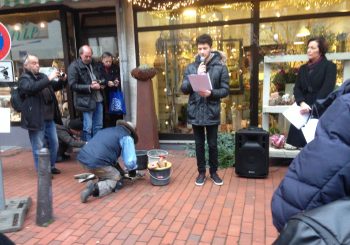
80,180,97,203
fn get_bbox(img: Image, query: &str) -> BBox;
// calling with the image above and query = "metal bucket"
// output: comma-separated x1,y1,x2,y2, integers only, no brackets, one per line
147,149,168,164
136,150,148,170
148,162,172,186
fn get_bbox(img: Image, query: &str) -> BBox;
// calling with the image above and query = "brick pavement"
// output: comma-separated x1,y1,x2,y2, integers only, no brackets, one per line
1,149,287,245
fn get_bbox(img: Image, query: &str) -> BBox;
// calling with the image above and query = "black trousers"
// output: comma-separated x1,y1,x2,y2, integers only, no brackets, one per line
192,124,218,175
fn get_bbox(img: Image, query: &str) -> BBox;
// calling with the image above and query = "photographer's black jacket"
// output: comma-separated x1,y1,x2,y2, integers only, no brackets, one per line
19,71,64,130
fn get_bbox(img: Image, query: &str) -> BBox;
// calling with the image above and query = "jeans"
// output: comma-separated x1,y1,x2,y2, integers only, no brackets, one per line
192,124,218,175
82,102,103,141
28,120,58,170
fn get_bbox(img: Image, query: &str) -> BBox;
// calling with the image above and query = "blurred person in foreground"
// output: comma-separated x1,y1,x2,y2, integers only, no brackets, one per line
77,120,138,203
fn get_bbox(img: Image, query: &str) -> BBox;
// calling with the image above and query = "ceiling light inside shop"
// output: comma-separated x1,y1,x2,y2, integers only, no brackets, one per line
296,26,310,37
287,0,342,9
294,41,304,45
183,9,196,17
276,12,281,17
40,22,46,28
14,24,21,31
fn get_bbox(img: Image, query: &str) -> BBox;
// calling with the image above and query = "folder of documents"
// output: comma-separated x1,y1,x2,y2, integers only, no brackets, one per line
188,73,213,92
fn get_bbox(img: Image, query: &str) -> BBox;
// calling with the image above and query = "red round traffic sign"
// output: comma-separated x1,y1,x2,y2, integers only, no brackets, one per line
0,22,11,61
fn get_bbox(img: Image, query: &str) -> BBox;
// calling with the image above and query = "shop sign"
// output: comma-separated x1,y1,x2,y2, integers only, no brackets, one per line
8,23,48,42
0,22,11,61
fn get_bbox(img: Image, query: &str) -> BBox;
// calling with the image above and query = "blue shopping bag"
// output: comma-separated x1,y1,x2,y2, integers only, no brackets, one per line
109,90,126,115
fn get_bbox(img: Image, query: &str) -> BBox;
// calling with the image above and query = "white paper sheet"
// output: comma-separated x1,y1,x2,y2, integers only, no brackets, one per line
282,102,310,129
301,118,318,143
188,73,212,92
0,108,11,133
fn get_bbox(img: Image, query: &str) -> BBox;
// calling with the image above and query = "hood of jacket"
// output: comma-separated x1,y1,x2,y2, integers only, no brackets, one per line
194,51,227,66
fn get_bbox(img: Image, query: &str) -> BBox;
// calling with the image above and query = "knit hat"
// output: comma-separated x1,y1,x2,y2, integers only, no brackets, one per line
116,120,138,144
68,118,83,131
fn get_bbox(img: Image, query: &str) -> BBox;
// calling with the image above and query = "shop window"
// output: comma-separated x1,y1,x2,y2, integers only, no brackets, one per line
0,10,66,124
137,2,251,28
260,0,350,18
138,23,252,134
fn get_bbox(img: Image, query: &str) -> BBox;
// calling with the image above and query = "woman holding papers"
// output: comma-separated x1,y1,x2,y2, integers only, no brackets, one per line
287,36,336,148
181,34,229,186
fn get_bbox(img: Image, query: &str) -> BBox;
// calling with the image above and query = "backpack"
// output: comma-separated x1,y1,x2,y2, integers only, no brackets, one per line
273,197,350,245
10,86,24,113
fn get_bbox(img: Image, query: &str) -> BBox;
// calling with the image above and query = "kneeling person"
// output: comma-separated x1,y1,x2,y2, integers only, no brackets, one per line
77,120,138,203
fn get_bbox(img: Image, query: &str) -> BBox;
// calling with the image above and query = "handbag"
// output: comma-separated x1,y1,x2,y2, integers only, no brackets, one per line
109,89,126,115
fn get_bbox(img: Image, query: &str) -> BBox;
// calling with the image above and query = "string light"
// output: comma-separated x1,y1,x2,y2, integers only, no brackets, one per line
286,0,342,9
128,0,199,10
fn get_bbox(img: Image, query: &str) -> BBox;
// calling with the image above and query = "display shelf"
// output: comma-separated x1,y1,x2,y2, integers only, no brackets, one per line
262,52,350,158
269,147,300,158
262,105,290,114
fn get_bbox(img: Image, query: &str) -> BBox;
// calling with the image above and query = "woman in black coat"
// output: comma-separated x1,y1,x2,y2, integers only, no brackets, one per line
287,36,336,148
97,52,123,127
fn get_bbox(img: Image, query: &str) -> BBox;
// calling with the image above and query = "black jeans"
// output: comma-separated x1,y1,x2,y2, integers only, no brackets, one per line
192,124,218,175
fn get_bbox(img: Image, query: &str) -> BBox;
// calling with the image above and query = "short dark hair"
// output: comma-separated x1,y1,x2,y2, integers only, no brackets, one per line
101,52,113,60
196,34,213,47
307,36,328,56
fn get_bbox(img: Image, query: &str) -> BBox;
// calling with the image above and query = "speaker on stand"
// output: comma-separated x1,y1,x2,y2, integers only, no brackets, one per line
235,127,269,178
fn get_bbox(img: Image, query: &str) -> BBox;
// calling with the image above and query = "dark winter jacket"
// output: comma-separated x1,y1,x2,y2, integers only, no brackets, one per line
19,71,64,130
68,58,101,112
96,62,121,113
287,57,336,147
272,86,350,232
56,124,85,148
181,51,229,125
77,126,131,169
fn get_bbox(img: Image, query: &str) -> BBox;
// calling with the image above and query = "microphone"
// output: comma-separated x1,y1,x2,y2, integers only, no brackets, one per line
200,56,205,64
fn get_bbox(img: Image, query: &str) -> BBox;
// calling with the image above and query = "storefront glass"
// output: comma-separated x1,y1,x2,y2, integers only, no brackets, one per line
137,2,251,28
260,0,350,18
0,10,65,123
138,21,252,134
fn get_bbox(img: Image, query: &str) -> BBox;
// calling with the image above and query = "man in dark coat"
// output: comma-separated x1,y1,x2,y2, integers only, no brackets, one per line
287,37,336,148
19,54,65,174
271,80,350,232
77,120,138,203
56,118,85,162
181,34,229,186
68,45,104,142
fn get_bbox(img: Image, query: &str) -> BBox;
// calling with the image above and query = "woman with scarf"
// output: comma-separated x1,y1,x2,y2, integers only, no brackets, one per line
287,36,336,148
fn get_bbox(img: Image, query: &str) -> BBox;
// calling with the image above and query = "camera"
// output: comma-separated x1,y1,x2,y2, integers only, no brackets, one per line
96,79,106,86
59,72,66,78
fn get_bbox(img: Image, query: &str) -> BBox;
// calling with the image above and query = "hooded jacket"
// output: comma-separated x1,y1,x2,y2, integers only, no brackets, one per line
272,81,350,232
181,51,229,125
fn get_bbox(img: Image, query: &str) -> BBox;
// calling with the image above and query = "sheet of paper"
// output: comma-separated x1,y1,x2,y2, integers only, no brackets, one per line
282,102,309,129
188,73,212,92
301,118,318,143
0,108,11,133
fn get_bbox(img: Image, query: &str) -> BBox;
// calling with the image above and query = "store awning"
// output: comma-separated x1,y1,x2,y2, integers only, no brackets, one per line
1,0,67,8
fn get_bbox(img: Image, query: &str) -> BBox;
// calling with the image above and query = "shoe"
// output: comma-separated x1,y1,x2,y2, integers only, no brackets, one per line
51,168,61,174
81,180,95,203
195,173,206,186
210,173,223,186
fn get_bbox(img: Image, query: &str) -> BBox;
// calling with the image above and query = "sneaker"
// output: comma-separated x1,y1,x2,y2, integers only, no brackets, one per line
195,173,206,186
80,180,95,203
210,173,223,186
51,168,61,174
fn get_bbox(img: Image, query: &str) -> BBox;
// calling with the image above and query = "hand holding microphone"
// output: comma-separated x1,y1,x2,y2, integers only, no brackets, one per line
197,56,206,74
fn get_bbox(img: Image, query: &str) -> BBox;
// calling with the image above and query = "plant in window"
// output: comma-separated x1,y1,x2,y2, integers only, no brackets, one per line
271,64,299,92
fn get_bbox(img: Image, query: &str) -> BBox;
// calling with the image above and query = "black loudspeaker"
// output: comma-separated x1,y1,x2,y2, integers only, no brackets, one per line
235,127,269,178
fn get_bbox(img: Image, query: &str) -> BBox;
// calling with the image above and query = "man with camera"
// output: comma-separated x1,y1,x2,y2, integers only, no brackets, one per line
68,45,104,141
18,54,66,174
